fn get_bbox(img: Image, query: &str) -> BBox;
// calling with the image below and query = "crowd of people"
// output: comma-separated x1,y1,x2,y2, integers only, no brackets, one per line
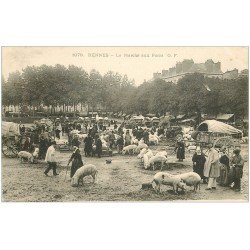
16,116,245,193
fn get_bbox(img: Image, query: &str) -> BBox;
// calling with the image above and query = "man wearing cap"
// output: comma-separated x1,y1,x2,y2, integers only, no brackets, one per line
231,148,244,192
44,141,59,176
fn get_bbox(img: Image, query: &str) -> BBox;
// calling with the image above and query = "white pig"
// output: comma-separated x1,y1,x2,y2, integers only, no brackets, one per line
18,151,34,163
122,144,137,155
71,164,98,187
145,155,167,170
178,172,201,191
152,172,186,194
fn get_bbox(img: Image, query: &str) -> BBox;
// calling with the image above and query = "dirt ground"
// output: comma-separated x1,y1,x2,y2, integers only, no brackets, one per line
1,142,249,202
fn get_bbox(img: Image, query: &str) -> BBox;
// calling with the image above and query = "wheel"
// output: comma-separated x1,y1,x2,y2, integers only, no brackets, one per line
2,144,18,158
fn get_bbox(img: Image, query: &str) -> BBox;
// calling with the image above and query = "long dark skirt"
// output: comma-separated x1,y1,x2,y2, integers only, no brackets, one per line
217,164,230,186
193,164,205,179
70,158,83,178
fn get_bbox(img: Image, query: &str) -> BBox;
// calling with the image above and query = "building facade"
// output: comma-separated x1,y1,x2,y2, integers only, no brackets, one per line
153,59,227,83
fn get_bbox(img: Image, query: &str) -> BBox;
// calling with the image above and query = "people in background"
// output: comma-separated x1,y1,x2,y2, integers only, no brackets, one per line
175,138,185,162
68,146,83,178
109,131,116,149
84,133,93,157
20,125,26,134
230,148,244,192
143,129,149,145
114,121,118,130
192,147,206,183
217,146,230,186
204,144,220,190
38,134,49,160
55,122,62,139
95,135,102,158
124,130,132,146
116,135,124,154
22,136,31,151
71,134,80,148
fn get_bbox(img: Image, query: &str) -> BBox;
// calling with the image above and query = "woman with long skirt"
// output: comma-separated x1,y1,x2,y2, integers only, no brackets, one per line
68,146,84,178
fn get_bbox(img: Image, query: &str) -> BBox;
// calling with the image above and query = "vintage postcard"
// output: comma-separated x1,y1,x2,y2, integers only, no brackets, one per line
1,46,248,202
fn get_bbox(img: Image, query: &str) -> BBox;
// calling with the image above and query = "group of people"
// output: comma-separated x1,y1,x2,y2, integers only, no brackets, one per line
43,141,83,178
192,144,244,192
83,133,103,158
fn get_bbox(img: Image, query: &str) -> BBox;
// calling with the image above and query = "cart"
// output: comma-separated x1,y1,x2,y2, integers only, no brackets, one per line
193,120,242,157
2,122,21,158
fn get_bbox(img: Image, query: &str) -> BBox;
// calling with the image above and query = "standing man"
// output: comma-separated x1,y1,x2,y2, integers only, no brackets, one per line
44,141,59,176
95,135,102,158
230,148,244,192
84,133,93,157
204,144,220,190
39,134,49,160
109,131,116,149
143,129,149,145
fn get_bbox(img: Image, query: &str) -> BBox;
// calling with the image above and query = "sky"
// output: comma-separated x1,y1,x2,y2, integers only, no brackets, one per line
2,47,248,85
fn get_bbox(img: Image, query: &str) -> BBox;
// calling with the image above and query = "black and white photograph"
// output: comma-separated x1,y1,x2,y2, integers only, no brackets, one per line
1,46,248,202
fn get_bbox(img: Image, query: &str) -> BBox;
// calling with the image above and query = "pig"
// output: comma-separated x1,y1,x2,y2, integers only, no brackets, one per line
137,148,148,159
145,155,167,170
187,145,196,153
18,151,34,163
152,172,186,194
178,172,201,191
131,138,139,145
122,144,137,155
135,143,148,154
142,150,154,166
155,150,168,158
149,134,159,145
71,164,98,187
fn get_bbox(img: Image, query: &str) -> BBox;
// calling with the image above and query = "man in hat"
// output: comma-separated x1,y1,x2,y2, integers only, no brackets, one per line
230,148,244,192
204,143,220,190
44,141,59,176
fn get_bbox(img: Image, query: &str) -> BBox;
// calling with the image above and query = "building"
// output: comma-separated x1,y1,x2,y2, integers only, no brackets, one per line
153,59,224,83
223,68,239,80
239,69,249,78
